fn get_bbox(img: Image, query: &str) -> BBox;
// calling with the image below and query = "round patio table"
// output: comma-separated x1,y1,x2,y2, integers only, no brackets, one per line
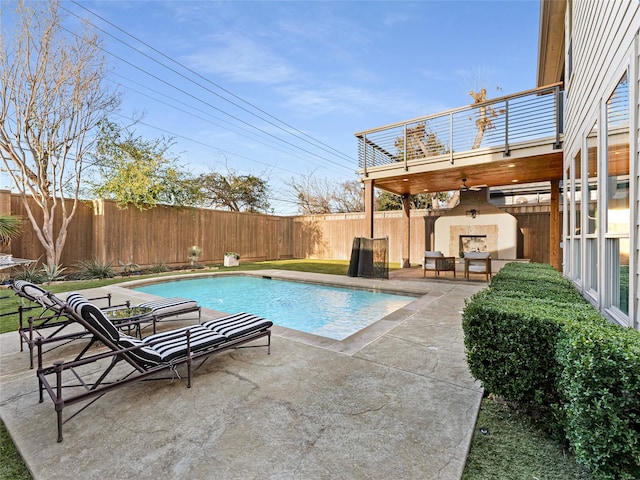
103,306,153,337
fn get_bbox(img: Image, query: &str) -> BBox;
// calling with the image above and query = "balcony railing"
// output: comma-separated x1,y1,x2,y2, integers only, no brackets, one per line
355,83,563,173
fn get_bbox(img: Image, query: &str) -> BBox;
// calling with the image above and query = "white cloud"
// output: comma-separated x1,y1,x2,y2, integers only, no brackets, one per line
185,34,296,85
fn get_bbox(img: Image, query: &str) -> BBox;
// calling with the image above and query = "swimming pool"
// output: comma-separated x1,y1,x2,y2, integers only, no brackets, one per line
133,276,415,340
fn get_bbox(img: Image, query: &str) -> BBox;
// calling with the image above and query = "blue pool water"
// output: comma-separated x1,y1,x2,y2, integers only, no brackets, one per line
133,276,415,340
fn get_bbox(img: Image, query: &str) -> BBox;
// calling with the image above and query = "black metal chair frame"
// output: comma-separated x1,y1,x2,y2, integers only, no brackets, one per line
37,294,272,443
6,282,136,368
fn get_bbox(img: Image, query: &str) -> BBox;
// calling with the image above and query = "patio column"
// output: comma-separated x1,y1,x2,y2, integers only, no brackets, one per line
402,194,410,268
364,179,375,238
550,179,560,271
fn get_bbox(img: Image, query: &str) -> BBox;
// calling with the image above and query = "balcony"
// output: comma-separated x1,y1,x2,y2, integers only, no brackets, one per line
355,83,564,195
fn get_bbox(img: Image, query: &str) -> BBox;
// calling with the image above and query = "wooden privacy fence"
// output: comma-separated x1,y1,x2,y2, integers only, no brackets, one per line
2,193,294,267
1,190,554,268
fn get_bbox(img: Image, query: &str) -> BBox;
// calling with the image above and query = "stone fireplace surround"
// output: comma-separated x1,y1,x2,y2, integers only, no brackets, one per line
433,189,518,259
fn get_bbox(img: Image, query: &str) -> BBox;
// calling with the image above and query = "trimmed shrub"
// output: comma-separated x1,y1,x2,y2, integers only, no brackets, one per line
462,262,640,480
463,290,604,416
490,262,587,304
557,321,640,479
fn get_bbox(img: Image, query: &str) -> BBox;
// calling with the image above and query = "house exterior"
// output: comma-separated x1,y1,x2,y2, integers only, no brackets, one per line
539,0,638,328
355,0,638,328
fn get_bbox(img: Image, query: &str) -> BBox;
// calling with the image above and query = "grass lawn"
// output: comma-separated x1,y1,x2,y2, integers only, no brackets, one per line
0,260,590,479
0,422,30,480
462,398,591,480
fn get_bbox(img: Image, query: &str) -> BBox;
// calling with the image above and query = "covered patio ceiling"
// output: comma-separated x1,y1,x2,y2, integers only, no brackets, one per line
369,150,563,197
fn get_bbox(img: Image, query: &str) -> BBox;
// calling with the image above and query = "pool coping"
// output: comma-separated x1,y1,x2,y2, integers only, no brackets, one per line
108,269,443,356
0,272,485,480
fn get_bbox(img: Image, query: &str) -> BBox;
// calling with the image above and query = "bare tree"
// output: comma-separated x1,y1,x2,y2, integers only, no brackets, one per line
288,176,363,214
469,87,504,149
0,0,120,266
288,175,334,214
394,123,448,161
332,181,364,213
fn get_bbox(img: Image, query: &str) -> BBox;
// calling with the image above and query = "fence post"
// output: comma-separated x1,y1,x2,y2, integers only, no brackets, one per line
91,199,107,264
0,190,10,216
0,190,11,254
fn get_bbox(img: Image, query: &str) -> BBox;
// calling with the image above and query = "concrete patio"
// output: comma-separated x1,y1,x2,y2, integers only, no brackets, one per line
0,271,485,479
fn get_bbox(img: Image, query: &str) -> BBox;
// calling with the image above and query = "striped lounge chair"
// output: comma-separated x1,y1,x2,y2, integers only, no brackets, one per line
37,293,272,442
134,297,201,323
7,281,115,368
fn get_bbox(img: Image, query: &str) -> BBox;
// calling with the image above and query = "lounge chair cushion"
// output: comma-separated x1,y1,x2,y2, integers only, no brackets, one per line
14,280,56,309
424,251,443,270
202,312,274,339
464,252,491,274
118,326,226,367
463,252,490,259
66,293,120,343
137,297,199,316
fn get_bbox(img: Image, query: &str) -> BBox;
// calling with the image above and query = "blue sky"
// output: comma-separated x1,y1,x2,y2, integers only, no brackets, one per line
5,0,541,214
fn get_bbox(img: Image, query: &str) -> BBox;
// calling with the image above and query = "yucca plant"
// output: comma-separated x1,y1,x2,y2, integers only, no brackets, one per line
76,258,115,279
41,263,67,283
148,262,169,273
13,262,46,284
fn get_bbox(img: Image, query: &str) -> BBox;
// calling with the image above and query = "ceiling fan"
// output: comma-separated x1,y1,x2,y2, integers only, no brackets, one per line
460,178,483,192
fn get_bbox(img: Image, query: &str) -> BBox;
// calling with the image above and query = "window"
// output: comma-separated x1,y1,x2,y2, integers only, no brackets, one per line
604,73,630,319
572,151,582,283
564,165,572,277
585,122,598,294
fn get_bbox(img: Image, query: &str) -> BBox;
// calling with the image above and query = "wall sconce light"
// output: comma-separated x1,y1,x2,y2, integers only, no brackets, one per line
466,209,479,219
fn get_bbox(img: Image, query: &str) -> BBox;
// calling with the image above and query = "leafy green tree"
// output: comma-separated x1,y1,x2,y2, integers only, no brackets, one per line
376,191,449,211
198,170,270,213
89,122,201,210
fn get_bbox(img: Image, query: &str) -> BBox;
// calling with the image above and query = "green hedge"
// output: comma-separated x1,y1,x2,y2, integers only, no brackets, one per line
557,321,640,480
489,263,587,304
463,290,603,414
462,262,640,479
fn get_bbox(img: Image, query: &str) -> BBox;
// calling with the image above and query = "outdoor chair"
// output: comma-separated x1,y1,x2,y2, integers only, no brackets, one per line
8,280,117,368
134,297,201,323
463,252,492,282
423,251,456,278
37,293,272,442
9,281,203,368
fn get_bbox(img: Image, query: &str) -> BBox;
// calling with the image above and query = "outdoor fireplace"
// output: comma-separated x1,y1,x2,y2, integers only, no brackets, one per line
459,235,487,254
433,189,518,259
